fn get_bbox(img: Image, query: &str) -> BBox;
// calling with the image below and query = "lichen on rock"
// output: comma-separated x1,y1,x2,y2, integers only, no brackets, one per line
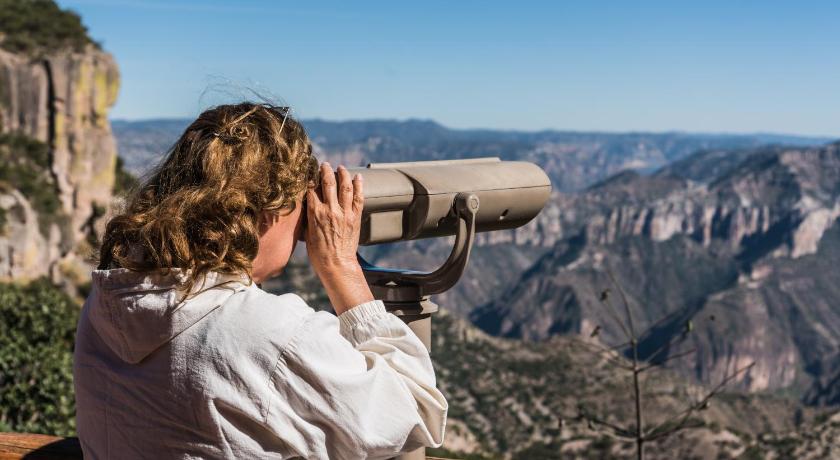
0,41,120,283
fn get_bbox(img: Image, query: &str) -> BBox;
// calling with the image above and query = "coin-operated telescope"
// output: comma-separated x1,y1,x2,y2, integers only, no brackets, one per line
349,157,551,349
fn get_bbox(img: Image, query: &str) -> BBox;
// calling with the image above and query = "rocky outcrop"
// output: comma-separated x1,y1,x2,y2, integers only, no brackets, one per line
524,144,840,261
0,47,119,236
472,143,840,395
789,203,840,258
579,200,840,259
0,46,119,281
0,188,61,280
476,163,839,257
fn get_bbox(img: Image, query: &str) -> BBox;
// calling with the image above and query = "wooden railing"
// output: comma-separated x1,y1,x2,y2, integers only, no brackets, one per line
0,433,82,460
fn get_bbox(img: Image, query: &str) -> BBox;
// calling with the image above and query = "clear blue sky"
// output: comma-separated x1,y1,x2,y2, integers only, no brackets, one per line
58,0,840,137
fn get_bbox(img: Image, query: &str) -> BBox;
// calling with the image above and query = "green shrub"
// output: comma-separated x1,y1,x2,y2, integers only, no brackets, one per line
0,0,98,56
0,279,79,436
0,133,69,238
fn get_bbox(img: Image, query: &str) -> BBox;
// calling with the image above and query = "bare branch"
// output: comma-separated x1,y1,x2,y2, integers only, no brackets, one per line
572,335,626,358
606,269,636,340
644,418,705,442
640,332,689,366
578,406,636,439
638,348,697,373
591,286,632,341
571,338,634,370
608,339,633,352
636,308,684,342
585,415,636,439
643,362,755,442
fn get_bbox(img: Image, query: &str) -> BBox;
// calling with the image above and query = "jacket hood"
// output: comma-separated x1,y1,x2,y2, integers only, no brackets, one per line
86,268,251,364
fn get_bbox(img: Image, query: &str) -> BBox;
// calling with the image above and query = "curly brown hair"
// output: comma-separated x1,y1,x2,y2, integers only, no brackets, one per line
98,102,318,291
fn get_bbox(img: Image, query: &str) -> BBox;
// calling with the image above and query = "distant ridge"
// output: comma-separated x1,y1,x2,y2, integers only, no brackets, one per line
111,118,833,191
112,117,835,145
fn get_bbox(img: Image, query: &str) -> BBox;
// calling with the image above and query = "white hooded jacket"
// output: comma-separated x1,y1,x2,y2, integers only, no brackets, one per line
73,268,448,459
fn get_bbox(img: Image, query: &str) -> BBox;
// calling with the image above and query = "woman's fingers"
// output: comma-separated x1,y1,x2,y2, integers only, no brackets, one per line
320,162,339,209
337,165,354,211
305,183,322,233
352,173,364,214
306,183,323,210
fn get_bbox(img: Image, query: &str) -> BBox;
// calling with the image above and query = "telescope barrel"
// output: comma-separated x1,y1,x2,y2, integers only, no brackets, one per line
348,158,552,245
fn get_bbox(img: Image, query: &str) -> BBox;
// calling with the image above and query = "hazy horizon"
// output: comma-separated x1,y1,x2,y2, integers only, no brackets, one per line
109,116,838,141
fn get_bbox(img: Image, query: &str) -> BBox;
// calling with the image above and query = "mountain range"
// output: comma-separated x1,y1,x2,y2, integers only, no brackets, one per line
112,118,829,192
471,142,840,401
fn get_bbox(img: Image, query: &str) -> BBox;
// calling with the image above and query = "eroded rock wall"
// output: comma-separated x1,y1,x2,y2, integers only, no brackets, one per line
0,46,119,281
0,189,62,280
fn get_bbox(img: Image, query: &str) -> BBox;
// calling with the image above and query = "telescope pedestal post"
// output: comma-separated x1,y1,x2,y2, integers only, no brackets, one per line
359,193,480,460
387,299,437,460
382,298,438,350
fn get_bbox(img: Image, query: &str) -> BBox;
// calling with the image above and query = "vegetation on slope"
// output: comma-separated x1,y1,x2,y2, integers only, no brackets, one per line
0,0,98,56
0,133,69,238
428,311,831,459
0,279,78,436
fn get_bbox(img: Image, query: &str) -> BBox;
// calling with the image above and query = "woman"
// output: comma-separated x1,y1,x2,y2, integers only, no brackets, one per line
73,103,448,459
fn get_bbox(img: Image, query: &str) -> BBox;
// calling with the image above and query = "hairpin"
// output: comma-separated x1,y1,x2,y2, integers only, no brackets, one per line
279,107,290,134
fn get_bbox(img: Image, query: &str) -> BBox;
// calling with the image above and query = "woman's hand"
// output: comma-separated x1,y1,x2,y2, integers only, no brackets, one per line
305,162,374,314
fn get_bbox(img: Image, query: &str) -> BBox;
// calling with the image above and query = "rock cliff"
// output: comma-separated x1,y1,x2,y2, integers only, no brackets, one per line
499,144,840,257
0,45,119,282
0,188,62,280
471,143,840,397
